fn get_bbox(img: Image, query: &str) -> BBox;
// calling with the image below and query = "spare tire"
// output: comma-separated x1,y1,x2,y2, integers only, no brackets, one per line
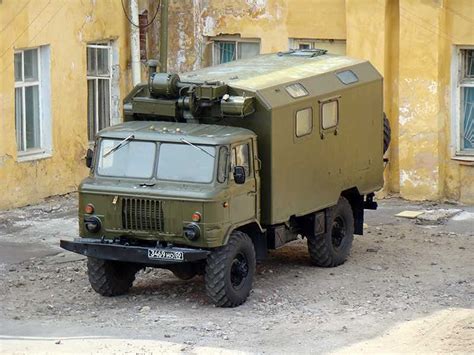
383,113,391,154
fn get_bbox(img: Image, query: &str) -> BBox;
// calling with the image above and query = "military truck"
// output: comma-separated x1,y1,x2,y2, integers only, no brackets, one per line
60,49,390,307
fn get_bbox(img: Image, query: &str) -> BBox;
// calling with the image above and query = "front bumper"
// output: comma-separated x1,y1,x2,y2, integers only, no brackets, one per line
60,238,210,265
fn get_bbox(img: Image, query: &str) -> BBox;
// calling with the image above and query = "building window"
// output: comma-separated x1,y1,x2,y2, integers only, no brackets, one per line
14,46,52,161
87,43,112,141
212,37,260,65
289,38,346,55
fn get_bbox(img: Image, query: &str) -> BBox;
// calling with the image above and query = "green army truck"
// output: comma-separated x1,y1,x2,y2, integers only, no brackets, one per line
60,49,390,307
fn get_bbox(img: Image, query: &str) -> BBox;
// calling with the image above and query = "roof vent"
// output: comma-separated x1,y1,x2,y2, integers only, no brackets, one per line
278,49,328,57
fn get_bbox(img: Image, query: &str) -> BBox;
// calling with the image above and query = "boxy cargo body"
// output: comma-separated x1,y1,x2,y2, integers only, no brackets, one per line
61,51,387,307
177,53,384,225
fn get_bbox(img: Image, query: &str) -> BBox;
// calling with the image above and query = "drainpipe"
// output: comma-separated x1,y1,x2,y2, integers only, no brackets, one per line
160,0,168,73
130,0,141,85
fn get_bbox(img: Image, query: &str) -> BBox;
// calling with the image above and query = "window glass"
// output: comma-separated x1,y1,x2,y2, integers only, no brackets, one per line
286,83,308,98
217,146,229,183
23,49,38,81
157,143,216,183
336,70,359,85
464,49,474,78
97,48,110,76
216,42,236,64
25,86,40,149
98,79,110,130
321,100,338,129
231,143,250,177
14,53,22,82
462,86,474,150
15,88,24,151
296,108,313,137
238,42,260,60
98,140,156,178
87,47,96,76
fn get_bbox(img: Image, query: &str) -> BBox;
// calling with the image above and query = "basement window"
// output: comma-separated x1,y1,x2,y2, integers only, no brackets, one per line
452,47,474,157
212,37,260,65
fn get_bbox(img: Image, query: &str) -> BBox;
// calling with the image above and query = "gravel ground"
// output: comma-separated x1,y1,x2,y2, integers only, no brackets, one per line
0,194,473,354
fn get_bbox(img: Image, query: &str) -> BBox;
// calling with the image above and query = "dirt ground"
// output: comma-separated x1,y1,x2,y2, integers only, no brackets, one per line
0,194,473,354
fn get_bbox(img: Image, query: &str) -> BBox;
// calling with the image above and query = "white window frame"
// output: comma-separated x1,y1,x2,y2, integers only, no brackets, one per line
14,46,52,162
211,37,260,66
87,42,113,142
451,46,474,160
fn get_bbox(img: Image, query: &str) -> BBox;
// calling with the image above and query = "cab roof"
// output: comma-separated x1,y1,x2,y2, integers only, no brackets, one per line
98,121,255,145
180,52,366,92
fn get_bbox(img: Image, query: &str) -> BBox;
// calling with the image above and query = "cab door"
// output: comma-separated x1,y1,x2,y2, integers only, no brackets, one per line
229,140,257,223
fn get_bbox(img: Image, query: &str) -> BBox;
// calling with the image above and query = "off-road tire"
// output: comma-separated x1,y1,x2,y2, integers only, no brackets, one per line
307,197,354,267
87,257,139,296
205,231,256,307
383,113,391,154
170,263,198,280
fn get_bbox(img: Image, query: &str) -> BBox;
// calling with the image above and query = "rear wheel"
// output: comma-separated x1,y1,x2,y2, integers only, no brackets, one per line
307,197,354,267
87,257,139,296
205,231,256,307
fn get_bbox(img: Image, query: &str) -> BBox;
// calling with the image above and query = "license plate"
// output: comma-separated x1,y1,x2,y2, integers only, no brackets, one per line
147,248,184,261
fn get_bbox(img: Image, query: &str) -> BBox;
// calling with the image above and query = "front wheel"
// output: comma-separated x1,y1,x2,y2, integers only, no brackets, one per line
87,257,139,296
205,231,256,307
307,196,354,267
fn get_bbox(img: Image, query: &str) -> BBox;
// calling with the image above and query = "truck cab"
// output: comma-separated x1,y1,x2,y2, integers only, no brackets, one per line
80,121,260,249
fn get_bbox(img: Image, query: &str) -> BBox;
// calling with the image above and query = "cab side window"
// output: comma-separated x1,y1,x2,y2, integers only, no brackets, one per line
231,143,251,178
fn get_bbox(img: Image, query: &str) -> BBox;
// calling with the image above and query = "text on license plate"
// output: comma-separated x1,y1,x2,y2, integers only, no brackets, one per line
148,249,184,261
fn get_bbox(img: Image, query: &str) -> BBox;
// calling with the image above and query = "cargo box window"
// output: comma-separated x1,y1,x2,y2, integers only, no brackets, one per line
285,83,308,98
295,108,313,137
336,70,358,85
321,100,339,129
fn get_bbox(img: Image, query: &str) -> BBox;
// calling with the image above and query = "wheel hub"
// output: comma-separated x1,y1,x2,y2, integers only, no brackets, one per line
230,253,249,289
331,216,346,248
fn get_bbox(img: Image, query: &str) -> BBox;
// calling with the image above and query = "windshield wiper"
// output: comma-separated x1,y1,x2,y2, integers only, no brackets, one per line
103,134,135,158
180,138,215,158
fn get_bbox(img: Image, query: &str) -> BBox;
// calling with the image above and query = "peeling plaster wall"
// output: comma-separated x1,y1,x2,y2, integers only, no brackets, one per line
143,0,347,72
0,0,132,210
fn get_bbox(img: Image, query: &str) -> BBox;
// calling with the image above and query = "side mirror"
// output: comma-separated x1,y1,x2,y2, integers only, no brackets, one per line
233,166,246,184
86,148,94,168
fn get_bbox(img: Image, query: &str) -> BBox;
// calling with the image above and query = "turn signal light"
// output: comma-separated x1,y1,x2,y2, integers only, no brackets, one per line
84,203,95,214
191,212,201,222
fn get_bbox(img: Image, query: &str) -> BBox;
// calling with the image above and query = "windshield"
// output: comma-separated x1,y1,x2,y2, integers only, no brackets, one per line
157,143,216,183
97,139,156,178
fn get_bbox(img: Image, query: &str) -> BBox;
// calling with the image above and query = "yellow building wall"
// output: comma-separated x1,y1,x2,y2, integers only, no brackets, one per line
345,0,473,203
0,0,132,210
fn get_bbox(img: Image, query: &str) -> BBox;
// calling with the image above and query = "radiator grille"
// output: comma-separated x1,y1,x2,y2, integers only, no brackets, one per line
122,198,164,231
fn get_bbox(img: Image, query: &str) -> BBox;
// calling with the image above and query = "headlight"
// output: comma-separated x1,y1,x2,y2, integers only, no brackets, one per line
183,223,200,241
84,216,102,233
